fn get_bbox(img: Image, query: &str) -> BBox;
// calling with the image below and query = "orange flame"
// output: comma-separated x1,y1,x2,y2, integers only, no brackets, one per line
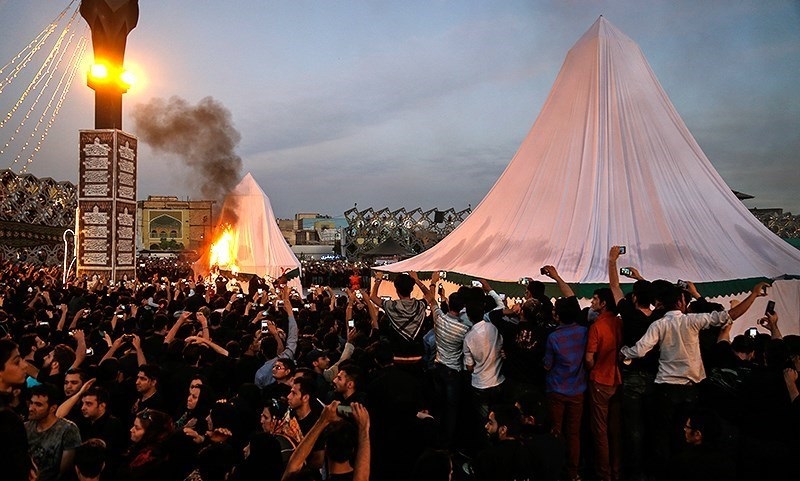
209,225,239,274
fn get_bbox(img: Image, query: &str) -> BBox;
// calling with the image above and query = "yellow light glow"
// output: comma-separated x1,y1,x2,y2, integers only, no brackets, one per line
209,225,239,273
89,63,108,79
120,70,136,87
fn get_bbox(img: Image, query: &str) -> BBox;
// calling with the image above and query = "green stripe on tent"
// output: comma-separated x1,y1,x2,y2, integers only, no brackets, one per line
375,270,779,299
784,238,800,250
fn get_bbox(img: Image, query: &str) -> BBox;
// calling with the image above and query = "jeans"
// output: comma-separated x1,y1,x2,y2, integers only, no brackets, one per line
622,369,655,480
653,383,698,480
432,362,464,448
589,381,621,481
547,391,584,480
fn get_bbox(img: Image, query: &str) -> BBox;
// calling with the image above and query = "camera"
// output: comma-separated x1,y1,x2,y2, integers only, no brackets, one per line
746,327,758,338
677,280,689,289
519,277,531,285
620,267,632,276
618,246,626,255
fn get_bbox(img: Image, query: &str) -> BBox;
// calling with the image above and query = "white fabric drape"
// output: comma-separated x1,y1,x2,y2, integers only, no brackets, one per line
380,17,800,286
196,173,301,284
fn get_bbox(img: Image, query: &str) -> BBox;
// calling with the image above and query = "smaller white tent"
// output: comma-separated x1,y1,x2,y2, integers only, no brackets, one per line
196,173,301,284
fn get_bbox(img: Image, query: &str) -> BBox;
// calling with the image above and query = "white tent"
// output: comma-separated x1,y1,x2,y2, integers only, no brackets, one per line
378,17,800,331
196,173,301,284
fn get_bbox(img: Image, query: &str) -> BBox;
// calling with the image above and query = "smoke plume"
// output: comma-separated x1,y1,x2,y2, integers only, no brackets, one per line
131,96,242,222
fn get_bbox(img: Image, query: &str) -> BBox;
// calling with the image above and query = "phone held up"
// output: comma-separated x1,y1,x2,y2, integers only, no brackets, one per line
746,327,759,338
620,267,632,277
618,246,626,255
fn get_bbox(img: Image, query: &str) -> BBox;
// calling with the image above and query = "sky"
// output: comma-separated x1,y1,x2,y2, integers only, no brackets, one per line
0,0,798,219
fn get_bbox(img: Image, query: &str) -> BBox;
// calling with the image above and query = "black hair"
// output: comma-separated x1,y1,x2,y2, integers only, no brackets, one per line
138,364,162,384
593,287,617,314
631,280,653,307
292,375,317,399
447,292,464,314
490,404,523,438
554,296,580,324
82,386,111,406
338,361,363,391
74,438,107,478
325,420,357,463
394,274,415,297
0,338,18,367
29,382,60,406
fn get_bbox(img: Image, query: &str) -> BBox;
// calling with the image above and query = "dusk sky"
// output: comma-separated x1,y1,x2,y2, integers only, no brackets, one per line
0,0,797,218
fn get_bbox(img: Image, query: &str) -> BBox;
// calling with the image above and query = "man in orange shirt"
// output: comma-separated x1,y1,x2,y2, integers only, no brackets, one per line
585,287,622,481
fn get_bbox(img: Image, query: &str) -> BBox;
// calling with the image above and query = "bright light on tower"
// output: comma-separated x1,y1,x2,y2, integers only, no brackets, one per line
120,70,136,88
89,63,108,79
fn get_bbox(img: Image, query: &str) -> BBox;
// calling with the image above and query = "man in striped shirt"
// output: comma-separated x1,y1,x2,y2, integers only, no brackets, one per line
425,271,472,447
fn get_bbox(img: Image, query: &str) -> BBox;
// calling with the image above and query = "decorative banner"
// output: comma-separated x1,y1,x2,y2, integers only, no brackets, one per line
77,130,137,280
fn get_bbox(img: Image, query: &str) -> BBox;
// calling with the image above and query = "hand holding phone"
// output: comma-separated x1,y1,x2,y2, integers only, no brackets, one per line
765,300,775,316
620,267,632,277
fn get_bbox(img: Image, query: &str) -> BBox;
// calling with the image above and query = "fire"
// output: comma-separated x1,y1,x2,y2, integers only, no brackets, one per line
209,225,239,274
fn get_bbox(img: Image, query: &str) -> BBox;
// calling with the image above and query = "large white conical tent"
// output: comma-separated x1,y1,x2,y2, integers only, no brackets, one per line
196,173,301,281
380,17,800,293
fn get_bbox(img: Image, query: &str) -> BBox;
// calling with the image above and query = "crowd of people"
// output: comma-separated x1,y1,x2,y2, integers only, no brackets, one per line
0,247,798,481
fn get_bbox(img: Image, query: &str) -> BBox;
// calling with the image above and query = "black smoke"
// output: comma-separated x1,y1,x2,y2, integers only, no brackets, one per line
131,96,242,222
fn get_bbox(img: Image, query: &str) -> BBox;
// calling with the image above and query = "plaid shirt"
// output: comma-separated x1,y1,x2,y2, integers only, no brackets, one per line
543,323,588,396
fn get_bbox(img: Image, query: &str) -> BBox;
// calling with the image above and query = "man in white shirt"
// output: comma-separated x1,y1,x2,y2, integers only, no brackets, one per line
463,298,505,420
620,280,768,475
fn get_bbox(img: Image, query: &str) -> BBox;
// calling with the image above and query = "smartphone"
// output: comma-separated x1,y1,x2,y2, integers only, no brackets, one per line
85,348,94,356
540,267,548,276
260,320,269,333
292,307,299,312
257,288,263,294
618,246,626,255
347,319,355,328
471,280,482,287
620,267,632,276
746,327,758,338
519,277,531,285
380,296,392,302
765,300,775,315
304,303,311,309
355,290,363,299
38,321,49,327
336,405,352,417
262,310,269,317
677,280,689,289
116,314,124,319
237,293,244,299
438,271,447,279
